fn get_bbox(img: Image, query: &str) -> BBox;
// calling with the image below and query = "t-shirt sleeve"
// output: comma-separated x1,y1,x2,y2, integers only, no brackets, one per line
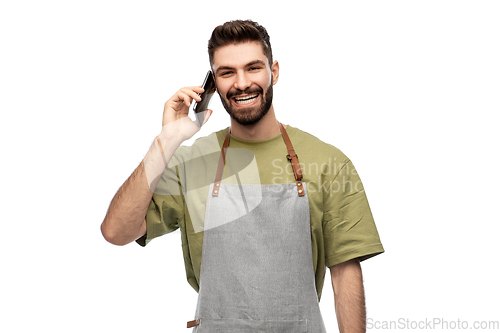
322,159,384,267
136,159,185,247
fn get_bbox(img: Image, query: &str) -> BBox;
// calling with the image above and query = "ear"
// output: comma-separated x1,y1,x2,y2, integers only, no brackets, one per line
271,60,279,85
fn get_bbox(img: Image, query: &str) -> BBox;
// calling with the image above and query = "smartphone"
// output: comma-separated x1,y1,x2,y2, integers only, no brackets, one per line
193,70,216,127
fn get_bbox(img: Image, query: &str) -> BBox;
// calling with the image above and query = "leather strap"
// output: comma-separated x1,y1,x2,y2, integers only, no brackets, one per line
212,123,304,197
187,318,200,328
279,123,303,181
278,122,305,196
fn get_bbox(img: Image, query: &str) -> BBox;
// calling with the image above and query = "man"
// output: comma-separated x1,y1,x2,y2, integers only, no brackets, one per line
101,20,384,333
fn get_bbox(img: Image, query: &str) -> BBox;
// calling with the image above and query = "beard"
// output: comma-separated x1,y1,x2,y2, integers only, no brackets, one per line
219,83,273,126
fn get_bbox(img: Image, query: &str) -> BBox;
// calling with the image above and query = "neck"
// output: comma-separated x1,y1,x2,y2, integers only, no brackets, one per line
229,105,284,141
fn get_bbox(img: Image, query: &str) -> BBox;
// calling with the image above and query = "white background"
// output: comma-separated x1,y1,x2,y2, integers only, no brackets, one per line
1,0,499,332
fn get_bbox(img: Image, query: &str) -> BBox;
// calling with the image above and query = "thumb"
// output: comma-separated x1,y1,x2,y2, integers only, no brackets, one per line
201,109,213,126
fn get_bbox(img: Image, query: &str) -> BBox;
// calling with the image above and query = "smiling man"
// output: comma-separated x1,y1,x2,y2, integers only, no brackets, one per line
214,42,275,126
101,20,384,333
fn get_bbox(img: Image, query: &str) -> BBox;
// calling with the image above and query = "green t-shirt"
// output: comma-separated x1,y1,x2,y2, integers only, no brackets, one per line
137,125,384,301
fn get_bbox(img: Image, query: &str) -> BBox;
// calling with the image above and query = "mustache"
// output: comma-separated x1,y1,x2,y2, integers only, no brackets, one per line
226,87,263,100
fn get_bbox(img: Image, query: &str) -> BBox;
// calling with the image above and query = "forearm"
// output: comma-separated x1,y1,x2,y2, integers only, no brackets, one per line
331,259,366,333
101,130,182,245
101,85,211,245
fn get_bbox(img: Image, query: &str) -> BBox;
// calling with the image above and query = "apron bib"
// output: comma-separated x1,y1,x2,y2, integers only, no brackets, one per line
188,123,327,332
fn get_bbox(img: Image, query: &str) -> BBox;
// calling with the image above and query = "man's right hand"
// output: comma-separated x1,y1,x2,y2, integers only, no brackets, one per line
101,86,214,246
161,86,213,143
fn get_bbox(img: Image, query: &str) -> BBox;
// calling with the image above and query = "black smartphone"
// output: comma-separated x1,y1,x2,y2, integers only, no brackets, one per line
193,70,216,127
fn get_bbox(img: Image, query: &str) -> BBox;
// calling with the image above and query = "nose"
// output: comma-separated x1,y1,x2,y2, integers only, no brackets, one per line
234,70,251,91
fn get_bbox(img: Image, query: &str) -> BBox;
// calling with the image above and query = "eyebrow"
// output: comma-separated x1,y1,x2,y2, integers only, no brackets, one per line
215,60,266,75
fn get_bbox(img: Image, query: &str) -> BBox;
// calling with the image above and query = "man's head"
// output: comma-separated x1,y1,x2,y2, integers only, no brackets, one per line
208,20,278,126
208,20,273,68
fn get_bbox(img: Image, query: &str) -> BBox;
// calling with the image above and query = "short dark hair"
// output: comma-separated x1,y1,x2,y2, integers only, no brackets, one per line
208,20,273,67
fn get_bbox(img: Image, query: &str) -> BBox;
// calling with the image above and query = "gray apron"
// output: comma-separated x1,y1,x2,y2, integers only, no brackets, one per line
187,123,327,332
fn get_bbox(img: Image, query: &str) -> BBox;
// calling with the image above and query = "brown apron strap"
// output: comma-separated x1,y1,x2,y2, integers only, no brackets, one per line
186,318,200,328
278,122,305,196
212,123,304,197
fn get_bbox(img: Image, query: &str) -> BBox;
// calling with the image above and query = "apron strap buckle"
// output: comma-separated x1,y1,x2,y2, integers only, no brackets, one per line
286,153,303,183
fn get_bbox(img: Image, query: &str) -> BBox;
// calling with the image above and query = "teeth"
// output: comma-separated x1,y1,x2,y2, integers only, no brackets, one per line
234,94,258,104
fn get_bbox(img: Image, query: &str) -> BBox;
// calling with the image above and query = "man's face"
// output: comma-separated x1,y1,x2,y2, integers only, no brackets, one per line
212,41,279,125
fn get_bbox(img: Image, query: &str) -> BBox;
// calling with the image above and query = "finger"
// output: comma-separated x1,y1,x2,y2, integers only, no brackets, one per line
180,87,204,103
166,86,205,111
187,85,205,94
175,90,193,108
